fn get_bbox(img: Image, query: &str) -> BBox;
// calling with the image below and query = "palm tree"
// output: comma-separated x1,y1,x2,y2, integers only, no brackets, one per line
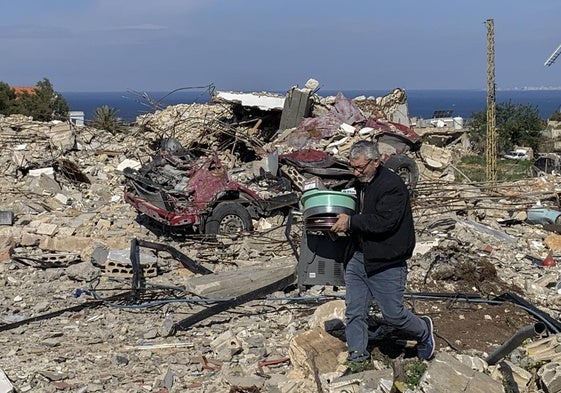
92,105,123,133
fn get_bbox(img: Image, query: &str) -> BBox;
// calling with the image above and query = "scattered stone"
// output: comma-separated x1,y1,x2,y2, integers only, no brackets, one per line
1,90,561,392
143,329,158,340
65,262,101,282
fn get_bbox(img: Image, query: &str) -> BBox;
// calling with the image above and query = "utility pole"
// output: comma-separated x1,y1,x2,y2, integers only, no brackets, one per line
485,19,497,183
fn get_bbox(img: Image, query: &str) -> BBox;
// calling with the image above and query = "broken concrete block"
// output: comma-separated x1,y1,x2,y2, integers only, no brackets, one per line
65,261,101,282
289,326,347,378
116,158,141,172
525,334,561,363
511,210,527,221
28,167,54,177
495,360,533,393
88,243,109,267
0,245,12,263
326,368,393,393
158,315,175,338
45,122,75,151
308,299,345,331
279,88,312,131
0,368,14,393
36,223,58,236
419,352,503,393
533,272,559,289
420,143,452,171
56,227,76,238
143,328,158,340
210,330,242,361
265,374,310,393
95,218,111,230
0,212,13,226
104,249,158,278
538,361,561,393
222,374,265,391
413,239,440,256
455,353,488,373
53,193,69,205
39,236,92,252
29,173,62,196
19,232,40,247
546,234,561,255
305,78,319,90
236,330,267,357
0,227,16,251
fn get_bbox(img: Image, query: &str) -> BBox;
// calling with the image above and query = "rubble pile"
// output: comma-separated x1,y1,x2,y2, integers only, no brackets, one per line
1,84,561,392
136,103,236,153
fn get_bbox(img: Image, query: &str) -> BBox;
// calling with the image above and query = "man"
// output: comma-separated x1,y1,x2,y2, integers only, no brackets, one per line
331,140,434,372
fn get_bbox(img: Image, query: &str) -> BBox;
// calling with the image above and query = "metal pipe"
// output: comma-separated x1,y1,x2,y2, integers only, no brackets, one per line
485,322,546,365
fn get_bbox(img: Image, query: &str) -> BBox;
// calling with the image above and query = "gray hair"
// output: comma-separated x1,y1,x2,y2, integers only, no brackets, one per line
349,140,380,161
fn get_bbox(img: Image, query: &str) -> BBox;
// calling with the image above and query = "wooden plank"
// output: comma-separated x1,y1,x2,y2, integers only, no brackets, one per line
183,263,296,299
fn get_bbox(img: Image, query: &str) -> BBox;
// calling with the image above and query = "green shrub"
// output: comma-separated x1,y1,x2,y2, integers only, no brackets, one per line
454,155,534,182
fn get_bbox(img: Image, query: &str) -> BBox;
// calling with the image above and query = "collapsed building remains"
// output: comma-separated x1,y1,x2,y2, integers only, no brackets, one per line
1,80,561,392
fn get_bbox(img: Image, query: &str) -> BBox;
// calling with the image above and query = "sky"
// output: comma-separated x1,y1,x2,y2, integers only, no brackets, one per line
3,0,561,93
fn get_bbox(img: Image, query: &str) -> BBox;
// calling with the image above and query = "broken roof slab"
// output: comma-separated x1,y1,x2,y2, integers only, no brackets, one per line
214,91,285,110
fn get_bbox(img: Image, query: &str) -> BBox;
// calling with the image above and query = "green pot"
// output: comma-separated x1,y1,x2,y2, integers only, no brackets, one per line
301,190,357,218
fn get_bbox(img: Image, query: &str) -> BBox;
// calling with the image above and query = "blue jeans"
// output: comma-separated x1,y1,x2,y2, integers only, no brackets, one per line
344,251,428,361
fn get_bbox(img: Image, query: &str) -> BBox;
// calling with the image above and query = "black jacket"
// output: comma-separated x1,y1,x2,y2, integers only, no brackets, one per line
348,165,415,275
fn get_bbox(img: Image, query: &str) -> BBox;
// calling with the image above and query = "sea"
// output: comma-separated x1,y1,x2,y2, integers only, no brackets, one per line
61,89,561,123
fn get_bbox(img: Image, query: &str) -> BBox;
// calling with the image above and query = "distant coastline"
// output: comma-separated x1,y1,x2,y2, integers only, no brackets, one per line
62,89,561,122
497,86,561,91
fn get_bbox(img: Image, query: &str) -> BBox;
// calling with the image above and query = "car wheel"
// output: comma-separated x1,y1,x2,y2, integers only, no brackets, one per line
384,155,419,190
204,202,253,235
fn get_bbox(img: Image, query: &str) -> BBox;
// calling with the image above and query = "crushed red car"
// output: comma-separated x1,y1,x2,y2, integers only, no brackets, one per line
123,138,298,234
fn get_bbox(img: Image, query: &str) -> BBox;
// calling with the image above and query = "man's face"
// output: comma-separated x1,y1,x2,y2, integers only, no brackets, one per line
349,155,380,182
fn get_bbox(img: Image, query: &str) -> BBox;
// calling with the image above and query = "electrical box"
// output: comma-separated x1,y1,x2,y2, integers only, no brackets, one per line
297,232,352,290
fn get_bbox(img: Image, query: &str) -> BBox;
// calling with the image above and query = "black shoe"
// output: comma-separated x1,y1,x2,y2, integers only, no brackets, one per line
417,316,435,360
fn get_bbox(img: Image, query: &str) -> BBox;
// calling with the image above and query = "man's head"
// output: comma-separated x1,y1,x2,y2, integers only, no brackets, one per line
348,140,381,182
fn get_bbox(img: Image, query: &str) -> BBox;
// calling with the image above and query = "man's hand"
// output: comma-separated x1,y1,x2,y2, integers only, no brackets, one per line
331,213,350,233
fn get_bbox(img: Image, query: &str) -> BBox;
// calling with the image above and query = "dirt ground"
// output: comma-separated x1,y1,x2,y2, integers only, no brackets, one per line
358,257,543,360
400,297,537,357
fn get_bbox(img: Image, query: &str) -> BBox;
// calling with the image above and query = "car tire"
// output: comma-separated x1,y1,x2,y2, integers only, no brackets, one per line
204,202,253,235
384,154,419,190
